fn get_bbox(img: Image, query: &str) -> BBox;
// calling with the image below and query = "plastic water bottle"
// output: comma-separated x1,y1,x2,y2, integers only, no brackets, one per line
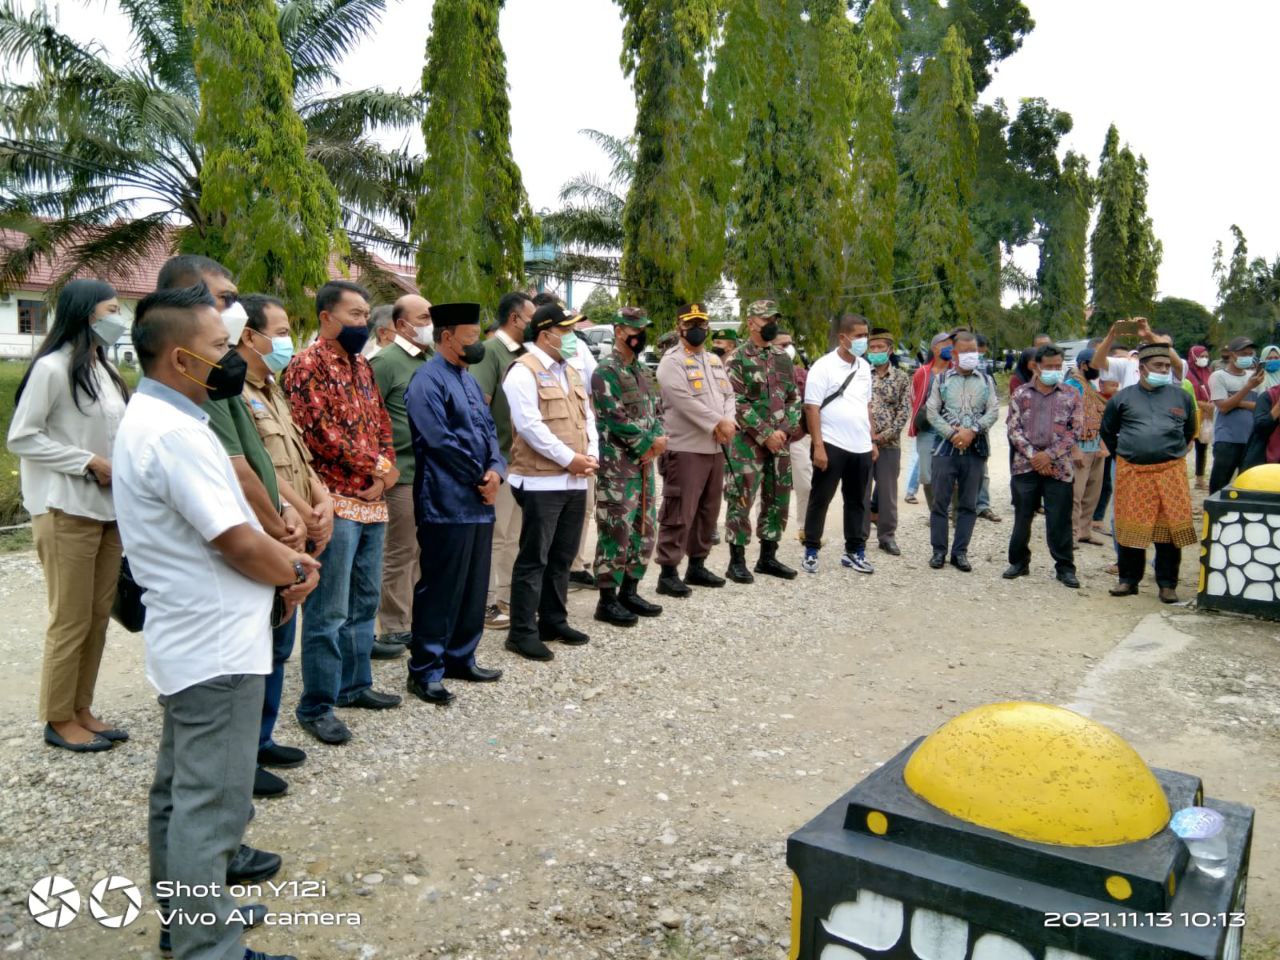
1171,806,1228,879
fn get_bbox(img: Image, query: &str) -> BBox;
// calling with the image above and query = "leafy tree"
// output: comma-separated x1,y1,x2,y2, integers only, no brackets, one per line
188,0,344,317
895,25,980,339
542,129,634,280
1213,225,1280,347
1089,124,1160,331
0,0,421,310
1036,151,1091,337
413,0,532,304
847,0,901,332
1127,154,1161,317
579,284,620,325
618,0,723,327
1152,296,1215,355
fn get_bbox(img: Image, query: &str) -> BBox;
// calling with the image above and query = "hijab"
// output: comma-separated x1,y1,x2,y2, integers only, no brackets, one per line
1261,344,1280,390
1186,344,1213,401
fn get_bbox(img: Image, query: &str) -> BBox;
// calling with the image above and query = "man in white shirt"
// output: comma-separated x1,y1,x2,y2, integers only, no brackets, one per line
568,314,600,589
501,304,600,661
802,314,876,575
1092,316,1184,389
114,286,318,960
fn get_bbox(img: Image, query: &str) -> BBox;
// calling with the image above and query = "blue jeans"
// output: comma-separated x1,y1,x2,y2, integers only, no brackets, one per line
915,430,938,485
296,517,385,723
259,613,296,751
906,443,920,496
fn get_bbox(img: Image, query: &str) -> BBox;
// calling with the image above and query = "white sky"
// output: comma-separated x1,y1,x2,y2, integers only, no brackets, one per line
34,0,1280,308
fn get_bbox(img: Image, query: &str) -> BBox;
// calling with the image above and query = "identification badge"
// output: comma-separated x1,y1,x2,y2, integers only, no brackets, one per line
536,372,556,386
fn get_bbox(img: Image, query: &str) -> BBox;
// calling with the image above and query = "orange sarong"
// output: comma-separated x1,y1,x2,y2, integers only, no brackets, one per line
1113,456,1197,549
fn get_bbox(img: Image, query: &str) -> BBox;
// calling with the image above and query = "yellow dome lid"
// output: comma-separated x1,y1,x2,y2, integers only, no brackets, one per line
1232,464,1280,493
903,702,1171,847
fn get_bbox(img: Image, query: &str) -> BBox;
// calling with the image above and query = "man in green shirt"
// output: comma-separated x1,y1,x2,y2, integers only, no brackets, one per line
471,291,535,629
370,293,433,654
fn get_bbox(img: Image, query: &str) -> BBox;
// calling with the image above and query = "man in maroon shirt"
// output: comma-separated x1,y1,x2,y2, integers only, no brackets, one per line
283,281,402,744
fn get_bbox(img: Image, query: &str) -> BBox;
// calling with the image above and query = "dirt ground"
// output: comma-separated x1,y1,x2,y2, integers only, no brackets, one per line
0,429,1277,960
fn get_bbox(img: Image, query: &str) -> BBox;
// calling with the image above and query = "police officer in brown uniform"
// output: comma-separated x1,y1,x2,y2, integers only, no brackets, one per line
654,303,737,596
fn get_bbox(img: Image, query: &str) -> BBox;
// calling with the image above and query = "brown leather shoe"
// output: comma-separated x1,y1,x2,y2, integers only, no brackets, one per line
1109,582,1139,597
1158,587,1179,604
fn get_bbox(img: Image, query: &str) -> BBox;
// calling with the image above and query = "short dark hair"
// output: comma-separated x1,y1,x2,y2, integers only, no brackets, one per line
242,294,287,333
531,291,560,307
133,285,219,373
1034,344,1063,362
836,313,869,335
975,333,989,348
157,254,231,291
316,280,369,317
497,290,533,328
1033,332,1052,343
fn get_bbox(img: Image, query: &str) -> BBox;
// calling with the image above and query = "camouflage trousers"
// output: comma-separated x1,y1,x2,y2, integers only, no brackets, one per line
592,465,658,588
724,435,792,546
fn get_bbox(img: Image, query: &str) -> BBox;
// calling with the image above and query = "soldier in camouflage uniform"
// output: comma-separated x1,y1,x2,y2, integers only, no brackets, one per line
724,299,801,583
590,307,668,626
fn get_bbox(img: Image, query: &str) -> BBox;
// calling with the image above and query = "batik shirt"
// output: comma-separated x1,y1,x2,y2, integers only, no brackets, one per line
925,369,1000,456
869,366,911,449
1007,382,1084,482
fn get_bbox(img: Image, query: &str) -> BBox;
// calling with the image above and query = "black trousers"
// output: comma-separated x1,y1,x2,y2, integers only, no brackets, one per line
509,487,587,645
409,522,491,683
1093,453,1115,521
1008,471,1076,575
1209,441,1248,494
1193,439,1208,478
1118,542,1181,589
803,443,873,553
930,454,985,556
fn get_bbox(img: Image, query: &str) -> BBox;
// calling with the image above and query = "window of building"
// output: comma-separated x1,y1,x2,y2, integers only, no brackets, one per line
18,299,47,336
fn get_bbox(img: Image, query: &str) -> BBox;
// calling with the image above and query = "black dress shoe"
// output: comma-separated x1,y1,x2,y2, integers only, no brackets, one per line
227,845,282,885
43,724,112,753
568,570,596,589
371,640,406,660
595,589,639,627
878,539,901,557
258,743,306,769
407,676,455,705
343,689,402,710
541,622,590,645
505,637,554,661
655,566,692,597
443,663,503,682
684,559,725,588
950,553,973,572
1002,564,1029,579
619,577,662,616
1058,570,1081,589
298,713,351,745
253,766,288,798
378,631,412,646
928,550,946,569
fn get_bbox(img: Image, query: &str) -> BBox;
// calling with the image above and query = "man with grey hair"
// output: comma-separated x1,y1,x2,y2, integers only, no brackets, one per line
363,304,396,359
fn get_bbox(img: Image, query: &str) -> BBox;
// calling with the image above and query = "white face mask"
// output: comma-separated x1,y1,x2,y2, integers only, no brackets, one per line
784,345,797,360
221,302,249,346
957,351,981,371
1195,356,1210,368
414,324,433,346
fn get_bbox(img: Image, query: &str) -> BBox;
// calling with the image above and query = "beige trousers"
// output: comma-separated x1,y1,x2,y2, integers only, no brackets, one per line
574,475,597,573
32,509,121,722
379,483,419,634
790,436,813,532
487,480,522,606
1073,449,1107,541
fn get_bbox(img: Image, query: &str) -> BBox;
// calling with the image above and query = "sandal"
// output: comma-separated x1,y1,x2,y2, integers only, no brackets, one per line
905,495,919,504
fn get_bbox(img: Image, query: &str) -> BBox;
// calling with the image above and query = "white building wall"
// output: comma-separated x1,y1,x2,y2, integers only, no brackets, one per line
0,292,139,362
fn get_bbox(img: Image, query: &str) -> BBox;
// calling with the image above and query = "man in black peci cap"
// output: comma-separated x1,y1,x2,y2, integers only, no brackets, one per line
501,304,600,660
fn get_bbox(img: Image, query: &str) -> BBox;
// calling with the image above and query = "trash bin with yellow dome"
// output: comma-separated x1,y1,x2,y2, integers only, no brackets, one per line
786,702,1252,959
1198,463,1280,620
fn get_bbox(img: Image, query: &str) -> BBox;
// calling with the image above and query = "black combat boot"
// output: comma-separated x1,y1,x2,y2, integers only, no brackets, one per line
656,565,692,597
684,557,726,588
754,539,797,579
619,577,663,617
594,587,638,627
725,543,754,584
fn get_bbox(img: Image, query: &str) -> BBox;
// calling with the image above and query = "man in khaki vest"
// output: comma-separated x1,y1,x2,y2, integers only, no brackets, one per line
501,304,600,661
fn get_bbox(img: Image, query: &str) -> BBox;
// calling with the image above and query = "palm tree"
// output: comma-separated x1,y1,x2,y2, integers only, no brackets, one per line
0,0,421,300
540,128,633,282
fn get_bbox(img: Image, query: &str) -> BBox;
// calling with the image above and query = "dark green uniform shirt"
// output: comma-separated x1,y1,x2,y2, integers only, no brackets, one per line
370,338,427,487
203,396,280,509
471,331,526,460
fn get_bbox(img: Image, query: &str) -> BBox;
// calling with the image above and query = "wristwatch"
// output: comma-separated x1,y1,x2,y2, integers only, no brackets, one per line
292,560,307,585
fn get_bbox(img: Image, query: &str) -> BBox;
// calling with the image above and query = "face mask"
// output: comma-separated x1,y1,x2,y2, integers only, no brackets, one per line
939,347,953,362
1083,367,1100,381
784,345,797,361
867,351,890,367
1145,370,1173,388
957,351,981,371
179,347,247,401
556,330,578,360
460,340,486,365
683,326,707,347
760,322,778,342
1235,355,1256,369
414,324,433,346
221,302,249,346
712,347,726,358
626,330,648,354
1039,370,1064,386
336,323,370,355
1195,356,1210,368
1265,359,1280,374
849,337,868,357
90,316,126,348
251,333,295,374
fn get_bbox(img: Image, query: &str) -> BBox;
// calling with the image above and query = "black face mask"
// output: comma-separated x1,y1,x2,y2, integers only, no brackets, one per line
182,347,247,401
1084,367,1100,381
712,347,726,357
625,330,648,354
760,322,779,342
683,326,708,347
336,322,370,355
461,341,486,365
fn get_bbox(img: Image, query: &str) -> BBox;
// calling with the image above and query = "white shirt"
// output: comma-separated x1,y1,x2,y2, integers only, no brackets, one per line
567,338,597,384
502,343,599,491
6,344,127,521
393,333,423,357
113,379,273,696
804,349,873,454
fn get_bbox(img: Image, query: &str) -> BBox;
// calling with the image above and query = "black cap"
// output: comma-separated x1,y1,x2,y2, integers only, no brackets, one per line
430,302,482,327
531,303,580,333
1226,335,1256,353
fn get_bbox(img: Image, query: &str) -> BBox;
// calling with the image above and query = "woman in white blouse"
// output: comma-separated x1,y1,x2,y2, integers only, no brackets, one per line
7,279,131,752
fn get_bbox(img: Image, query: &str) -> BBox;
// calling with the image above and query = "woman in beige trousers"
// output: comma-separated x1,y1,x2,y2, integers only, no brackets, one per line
7,279,131,752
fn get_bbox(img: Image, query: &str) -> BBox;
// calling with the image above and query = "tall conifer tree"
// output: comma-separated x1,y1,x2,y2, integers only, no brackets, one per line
1089,124,1160,330
1037,151,1091,336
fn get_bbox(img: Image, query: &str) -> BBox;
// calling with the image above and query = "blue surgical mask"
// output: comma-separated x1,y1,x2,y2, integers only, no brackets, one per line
1235,355,1256,369
867,351,890,367
1146,371,1173,387
263,336,295,374
849,337,868,357
1039,370,1064,386
1265,359,1280,374
939,347,953,362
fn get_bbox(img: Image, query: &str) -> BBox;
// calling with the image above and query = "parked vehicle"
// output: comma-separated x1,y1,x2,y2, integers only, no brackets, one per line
578,324,615,360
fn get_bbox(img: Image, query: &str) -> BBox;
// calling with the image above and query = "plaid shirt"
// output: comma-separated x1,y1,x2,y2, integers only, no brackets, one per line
1007,382,1083,482
869,366,911,448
